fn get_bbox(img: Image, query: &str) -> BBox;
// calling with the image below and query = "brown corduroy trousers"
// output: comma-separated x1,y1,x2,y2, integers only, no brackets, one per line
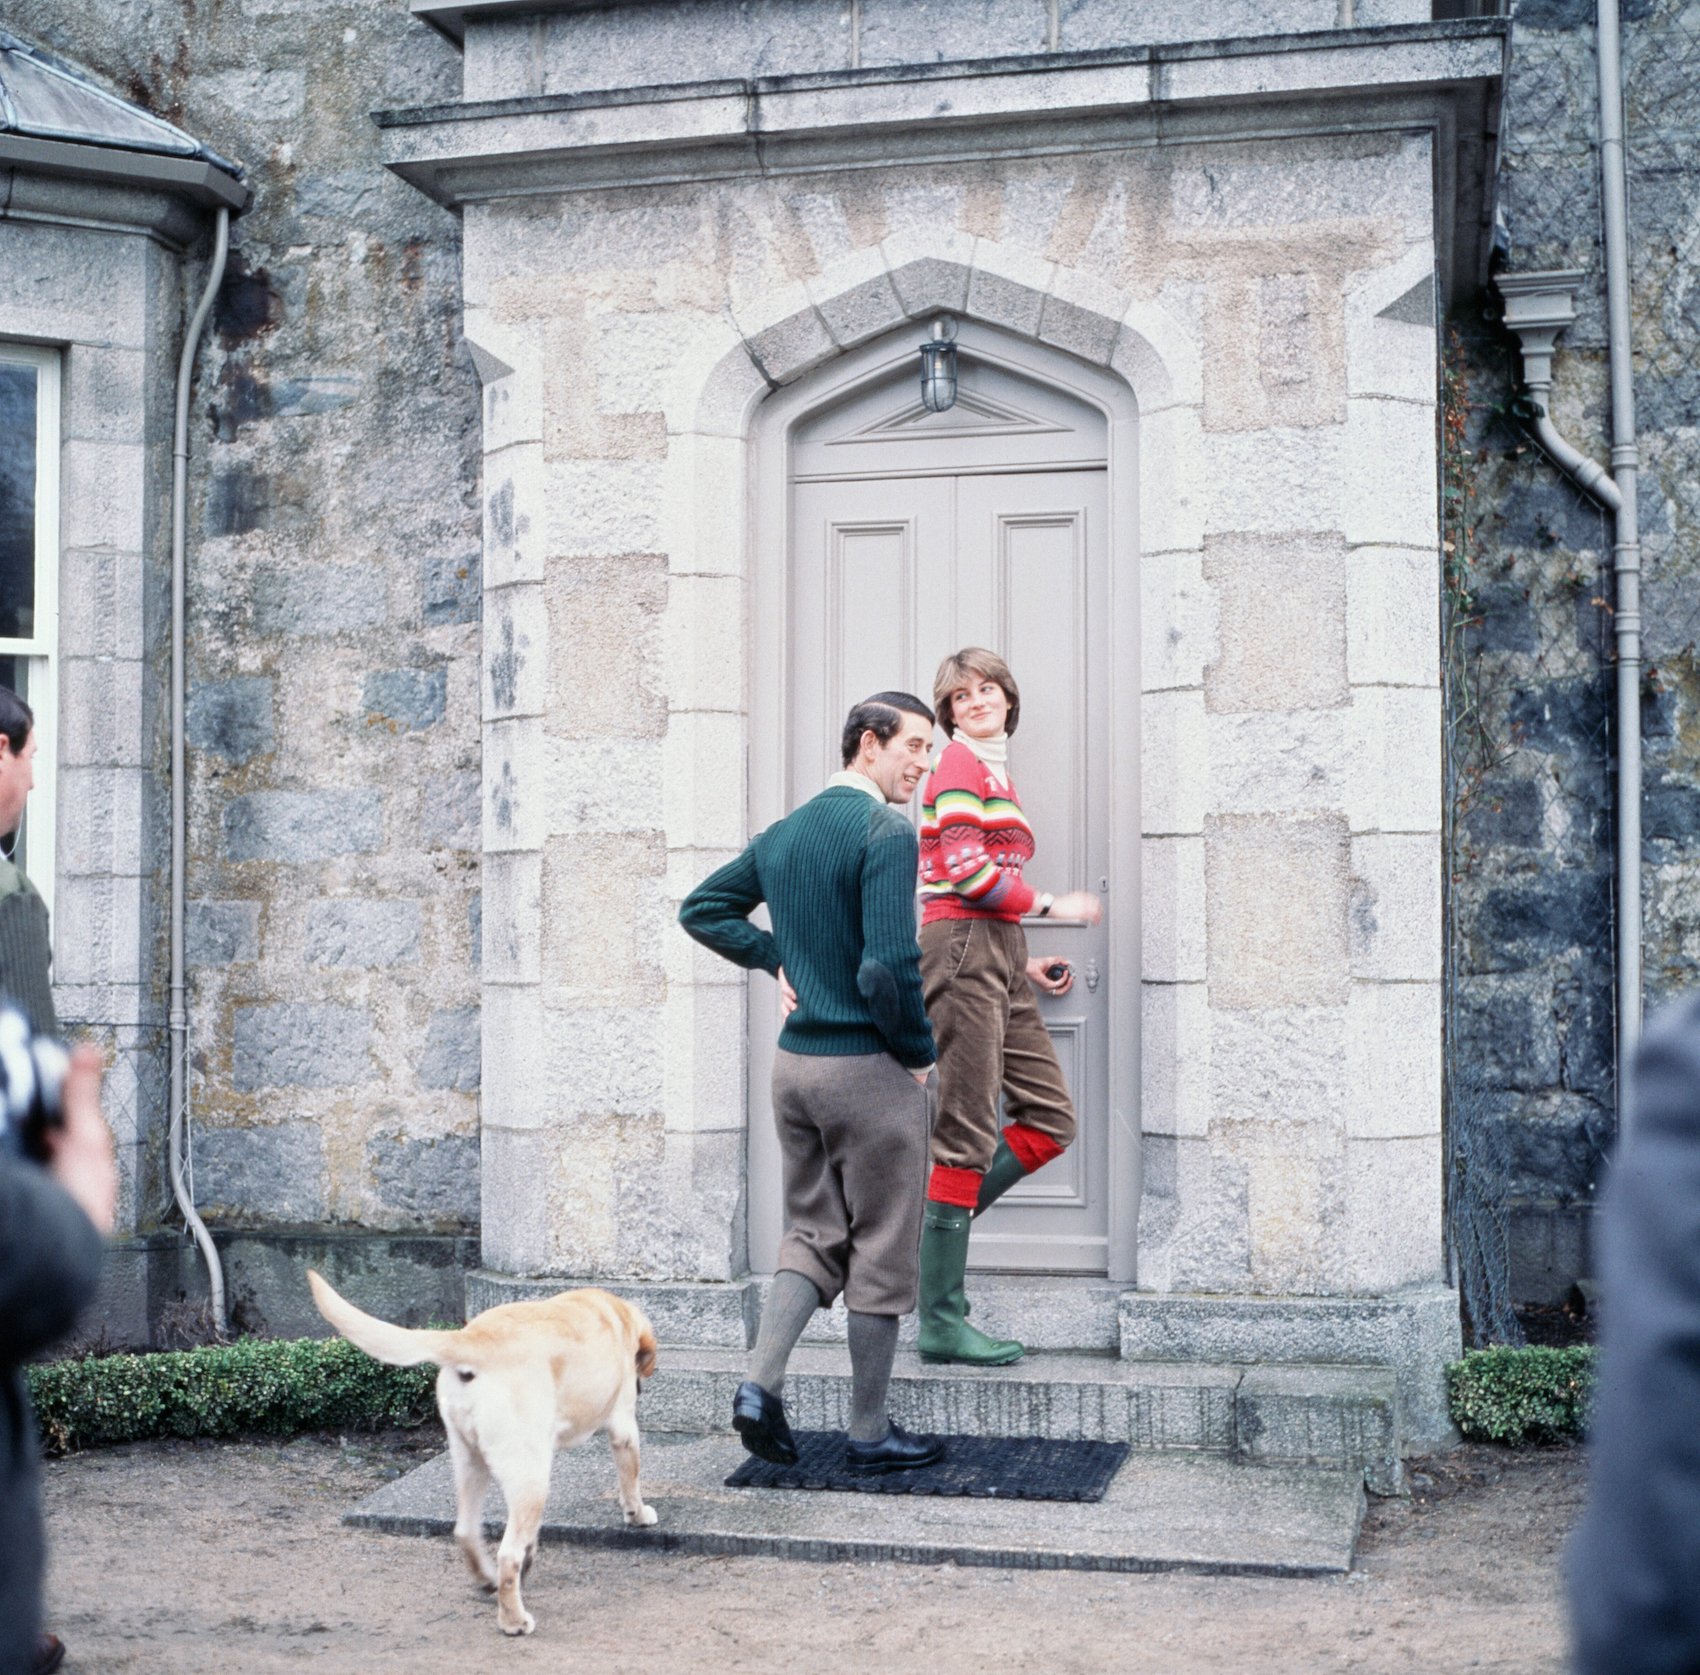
919,915,1077,1177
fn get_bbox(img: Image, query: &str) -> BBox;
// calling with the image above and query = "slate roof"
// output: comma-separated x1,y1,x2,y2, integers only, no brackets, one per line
0,28,244,185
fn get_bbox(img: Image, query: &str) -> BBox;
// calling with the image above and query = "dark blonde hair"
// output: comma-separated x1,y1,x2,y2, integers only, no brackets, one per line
932,648,1020,738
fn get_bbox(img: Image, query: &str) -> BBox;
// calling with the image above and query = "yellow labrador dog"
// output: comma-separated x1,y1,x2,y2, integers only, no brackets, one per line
308,1271,659,1635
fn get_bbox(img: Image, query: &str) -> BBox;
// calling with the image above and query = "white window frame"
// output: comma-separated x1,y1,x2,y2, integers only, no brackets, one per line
0,341,60,924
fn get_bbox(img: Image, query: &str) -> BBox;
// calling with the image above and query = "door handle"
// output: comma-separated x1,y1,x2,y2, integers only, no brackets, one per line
1084,958,1100,993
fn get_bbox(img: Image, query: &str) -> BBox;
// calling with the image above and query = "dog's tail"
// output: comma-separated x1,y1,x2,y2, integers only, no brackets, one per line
635,1319,658,1380
307,1269,456,1368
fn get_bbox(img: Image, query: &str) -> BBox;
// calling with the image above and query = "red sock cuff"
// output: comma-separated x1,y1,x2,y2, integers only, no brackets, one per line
927,1165,984,1208
1003,1124,1065,1173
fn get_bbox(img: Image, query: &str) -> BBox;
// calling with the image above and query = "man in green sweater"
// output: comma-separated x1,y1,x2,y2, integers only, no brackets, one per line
680,692,944,1475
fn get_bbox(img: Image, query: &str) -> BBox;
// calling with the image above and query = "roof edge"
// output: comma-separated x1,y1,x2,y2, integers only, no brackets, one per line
0,132,253,213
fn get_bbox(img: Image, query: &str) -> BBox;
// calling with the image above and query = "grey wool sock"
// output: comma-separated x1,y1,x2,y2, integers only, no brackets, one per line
746,1269,822,1395
846,1310,899,1443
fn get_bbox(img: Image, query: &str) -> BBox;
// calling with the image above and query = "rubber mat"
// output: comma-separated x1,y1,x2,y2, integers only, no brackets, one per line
725,1431,1131,1501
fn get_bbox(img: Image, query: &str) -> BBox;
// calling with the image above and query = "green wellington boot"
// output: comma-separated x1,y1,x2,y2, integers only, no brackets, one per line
972,1137,1027,1218
917,1204,1025,1365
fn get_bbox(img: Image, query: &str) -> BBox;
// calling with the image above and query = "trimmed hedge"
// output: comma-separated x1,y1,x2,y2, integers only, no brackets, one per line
27,1335,1599,1455
26,1337,438,1455
1446,1344,1598,1444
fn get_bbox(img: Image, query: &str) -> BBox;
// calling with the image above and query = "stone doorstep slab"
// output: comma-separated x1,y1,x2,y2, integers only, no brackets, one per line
463,1270,1126,1352
345,1433,1366,1578
641,1348,1403,1496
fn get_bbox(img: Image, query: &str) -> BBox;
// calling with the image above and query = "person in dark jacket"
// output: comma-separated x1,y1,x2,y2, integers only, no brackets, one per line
0,685,113,1675
0,1031,112,1675
1568,991,1700,1674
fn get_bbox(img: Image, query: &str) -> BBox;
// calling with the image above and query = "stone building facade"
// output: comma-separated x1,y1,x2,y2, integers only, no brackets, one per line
3,0,1686,1424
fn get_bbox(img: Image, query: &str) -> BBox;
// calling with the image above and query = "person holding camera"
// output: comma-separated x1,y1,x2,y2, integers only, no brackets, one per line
0,686,115,1675
914,649,1103,1368
1,1031,113,1675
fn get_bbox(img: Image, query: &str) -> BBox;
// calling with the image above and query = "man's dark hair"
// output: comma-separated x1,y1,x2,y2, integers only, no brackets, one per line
840,691,936,767
0,688,32,756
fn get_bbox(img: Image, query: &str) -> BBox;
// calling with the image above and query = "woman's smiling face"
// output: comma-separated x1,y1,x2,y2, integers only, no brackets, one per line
949,674,1009,741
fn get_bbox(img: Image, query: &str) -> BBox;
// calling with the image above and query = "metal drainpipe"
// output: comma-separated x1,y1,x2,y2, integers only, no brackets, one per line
1597,0,1644,1132
169,205,229,1328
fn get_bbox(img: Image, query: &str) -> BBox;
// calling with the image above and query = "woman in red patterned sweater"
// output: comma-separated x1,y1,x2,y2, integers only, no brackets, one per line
915,648,1103,1365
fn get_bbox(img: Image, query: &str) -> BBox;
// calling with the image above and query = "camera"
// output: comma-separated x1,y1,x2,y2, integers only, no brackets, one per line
0,1006,69,1163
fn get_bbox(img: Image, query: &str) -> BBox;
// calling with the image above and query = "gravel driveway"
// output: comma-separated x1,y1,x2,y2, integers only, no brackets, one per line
40,1430,1585,1673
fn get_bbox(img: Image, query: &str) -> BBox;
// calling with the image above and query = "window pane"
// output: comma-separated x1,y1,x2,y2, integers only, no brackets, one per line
0,363,39,641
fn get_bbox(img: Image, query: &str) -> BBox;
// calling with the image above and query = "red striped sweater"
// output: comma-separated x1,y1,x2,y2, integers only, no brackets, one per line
918,739,1038,924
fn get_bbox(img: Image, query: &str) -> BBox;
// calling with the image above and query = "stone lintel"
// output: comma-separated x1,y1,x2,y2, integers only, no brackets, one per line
377,26,1503,300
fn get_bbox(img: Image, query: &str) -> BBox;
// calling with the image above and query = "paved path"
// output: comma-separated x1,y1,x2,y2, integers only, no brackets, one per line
349,1431,1364,1575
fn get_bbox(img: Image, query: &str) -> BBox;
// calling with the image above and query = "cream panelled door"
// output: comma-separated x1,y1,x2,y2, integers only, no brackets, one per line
748,356,1112,1275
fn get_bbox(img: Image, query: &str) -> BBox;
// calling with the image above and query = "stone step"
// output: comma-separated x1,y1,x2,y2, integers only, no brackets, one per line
347,1433,1367,1579
461,1274,1458,1454
642,1347,1403,1494
464,1269,1127,1353
1118,1288,1458,1453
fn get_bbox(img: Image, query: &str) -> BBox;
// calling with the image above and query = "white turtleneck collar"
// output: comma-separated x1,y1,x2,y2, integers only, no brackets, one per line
955,730,1010,787
826,768,885,802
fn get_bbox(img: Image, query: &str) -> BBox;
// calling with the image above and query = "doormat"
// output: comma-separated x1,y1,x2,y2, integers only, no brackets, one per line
725,1432,1130,1502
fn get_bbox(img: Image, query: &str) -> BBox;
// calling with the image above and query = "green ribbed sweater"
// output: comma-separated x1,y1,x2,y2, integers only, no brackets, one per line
679,785,935,1069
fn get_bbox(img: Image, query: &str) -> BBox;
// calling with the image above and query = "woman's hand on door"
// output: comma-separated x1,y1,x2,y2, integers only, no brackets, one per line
1026,956,1074,996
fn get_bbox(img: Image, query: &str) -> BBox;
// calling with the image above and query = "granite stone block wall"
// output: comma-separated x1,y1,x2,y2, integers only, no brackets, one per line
1451,0,1700,1301
13,0,485,1237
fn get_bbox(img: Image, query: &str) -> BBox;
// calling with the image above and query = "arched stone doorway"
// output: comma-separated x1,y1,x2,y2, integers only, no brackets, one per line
747,320,1143,1284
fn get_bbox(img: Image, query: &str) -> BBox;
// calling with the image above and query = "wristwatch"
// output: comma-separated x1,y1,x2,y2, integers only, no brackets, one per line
1036,893,1054,917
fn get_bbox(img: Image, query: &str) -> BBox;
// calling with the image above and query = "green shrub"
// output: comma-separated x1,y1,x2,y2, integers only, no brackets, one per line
1446,1344,1598,1444
26,1337,439,1455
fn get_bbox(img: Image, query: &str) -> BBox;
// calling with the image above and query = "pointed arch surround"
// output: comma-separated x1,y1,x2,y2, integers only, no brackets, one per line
654,242,1206,1286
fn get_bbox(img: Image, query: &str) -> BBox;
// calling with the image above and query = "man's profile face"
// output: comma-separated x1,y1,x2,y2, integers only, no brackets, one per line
0,729,35,840
860,713,933,806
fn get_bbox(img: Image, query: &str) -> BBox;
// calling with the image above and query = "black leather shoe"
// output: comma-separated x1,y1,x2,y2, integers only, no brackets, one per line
844,1420,946,1475
732,1380,799,1466
33,1634,66,1675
